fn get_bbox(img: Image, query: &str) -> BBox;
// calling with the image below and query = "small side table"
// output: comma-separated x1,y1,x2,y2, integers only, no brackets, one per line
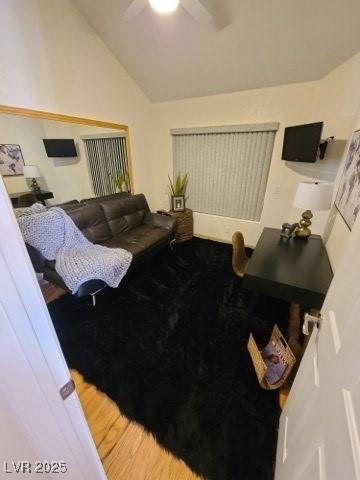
168,208,193,243
9,190,54,207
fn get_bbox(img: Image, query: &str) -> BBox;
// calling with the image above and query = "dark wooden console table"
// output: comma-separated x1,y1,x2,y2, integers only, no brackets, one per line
243,228,333,310
9,190,54,207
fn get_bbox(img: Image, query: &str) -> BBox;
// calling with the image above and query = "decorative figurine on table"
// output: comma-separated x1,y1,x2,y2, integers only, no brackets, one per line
294,210,313,238
280,222,298,239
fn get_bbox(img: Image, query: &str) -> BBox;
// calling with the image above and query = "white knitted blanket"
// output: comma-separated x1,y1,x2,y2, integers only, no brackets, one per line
16,204,132,294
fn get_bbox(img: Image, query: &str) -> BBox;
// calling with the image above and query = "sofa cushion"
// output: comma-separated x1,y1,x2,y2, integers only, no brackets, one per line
80,192,130,204
100,194,150,237
66,203,112,244
54,200,81,212
102,225,169,257
54,199,79,207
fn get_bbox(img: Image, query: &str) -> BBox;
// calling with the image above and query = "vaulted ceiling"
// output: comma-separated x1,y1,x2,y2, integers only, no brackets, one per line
72,0,360,102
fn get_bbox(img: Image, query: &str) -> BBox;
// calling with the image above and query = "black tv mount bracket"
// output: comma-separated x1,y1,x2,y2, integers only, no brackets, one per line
319,136,335,159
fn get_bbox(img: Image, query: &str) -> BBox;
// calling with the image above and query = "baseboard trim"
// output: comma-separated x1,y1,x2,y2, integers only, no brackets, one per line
194,234,255,249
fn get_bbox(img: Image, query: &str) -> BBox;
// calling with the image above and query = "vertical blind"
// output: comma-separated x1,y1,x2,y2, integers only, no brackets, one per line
172,123,279,221
82,133,129,196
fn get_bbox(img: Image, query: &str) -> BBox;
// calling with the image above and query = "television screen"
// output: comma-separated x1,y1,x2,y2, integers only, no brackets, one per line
43,139,77,158
282,122,323,163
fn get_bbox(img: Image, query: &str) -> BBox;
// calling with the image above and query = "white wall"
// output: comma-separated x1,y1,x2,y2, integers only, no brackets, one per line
325,105,360,270
150,54,360,253
313,54,360,270
0,0,154,199
39,121,103,203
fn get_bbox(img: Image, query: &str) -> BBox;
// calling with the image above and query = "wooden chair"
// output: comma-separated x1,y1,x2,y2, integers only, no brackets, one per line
17,192,37,208
231,231,249,278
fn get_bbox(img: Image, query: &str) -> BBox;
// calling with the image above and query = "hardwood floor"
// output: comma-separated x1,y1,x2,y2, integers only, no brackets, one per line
41,281,67,304
71,370,202,480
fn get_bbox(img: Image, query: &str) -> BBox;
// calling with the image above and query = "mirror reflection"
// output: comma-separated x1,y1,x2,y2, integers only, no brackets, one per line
0,113,130,208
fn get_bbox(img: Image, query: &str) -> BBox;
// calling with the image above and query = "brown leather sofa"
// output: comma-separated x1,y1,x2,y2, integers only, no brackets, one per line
27,193,176,297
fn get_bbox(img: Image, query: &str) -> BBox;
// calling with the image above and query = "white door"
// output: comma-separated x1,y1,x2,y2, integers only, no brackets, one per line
0,175,106,479
275,215,360,480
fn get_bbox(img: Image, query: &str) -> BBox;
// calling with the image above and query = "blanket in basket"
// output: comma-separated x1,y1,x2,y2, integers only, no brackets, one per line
16,204,132,294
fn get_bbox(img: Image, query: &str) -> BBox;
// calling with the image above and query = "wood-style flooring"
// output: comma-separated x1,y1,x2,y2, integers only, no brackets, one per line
72,370,201,480
41,281,67,303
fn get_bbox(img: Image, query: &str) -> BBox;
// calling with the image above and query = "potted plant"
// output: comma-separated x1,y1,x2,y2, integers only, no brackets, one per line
114,171,131,193
168,173,188,212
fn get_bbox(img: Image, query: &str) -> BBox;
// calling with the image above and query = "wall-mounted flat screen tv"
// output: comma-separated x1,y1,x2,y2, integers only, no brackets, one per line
43,139,77,158
282,122,323,163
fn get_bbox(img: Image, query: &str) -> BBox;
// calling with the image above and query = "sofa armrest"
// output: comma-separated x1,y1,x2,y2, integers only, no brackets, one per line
144,213,177,237
26,243,47,273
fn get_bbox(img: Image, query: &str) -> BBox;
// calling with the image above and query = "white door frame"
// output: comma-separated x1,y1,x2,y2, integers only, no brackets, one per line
0,174,106,478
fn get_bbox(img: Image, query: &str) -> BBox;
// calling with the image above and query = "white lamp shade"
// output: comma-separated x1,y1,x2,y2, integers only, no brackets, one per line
293,181,333,211
23,165,41,178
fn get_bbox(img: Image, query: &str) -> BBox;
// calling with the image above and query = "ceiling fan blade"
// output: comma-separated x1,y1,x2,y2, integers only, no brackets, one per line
181,0,213,26
181,0,229,30
122,0,148,21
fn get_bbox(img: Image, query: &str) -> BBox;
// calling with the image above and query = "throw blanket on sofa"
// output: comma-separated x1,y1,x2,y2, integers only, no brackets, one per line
16,204,132,294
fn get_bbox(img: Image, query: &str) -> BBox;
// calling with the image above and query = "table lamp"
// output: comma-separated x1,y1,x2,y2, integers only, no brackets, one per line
23,165,41,192
293,181,333,238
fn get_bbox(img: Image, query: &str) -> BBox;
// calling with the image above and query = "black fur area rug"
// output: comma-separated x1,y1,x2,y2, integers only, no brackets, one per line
48,238,289,480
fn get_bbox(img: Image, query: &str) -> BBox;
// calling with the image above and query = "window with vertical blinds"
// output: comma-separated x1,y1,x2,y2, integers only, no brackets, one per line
82,133,129,197
172,123,279,221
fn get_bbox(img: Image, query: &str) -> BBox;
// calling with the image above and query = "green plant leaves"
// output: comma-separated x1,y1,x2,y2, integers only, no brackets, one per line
114,171,131,192
168,173,189,196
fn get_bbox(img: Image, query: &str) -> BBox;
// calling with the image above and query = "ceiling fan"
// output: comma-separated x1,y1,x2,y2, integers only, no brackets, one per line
122,0,228,30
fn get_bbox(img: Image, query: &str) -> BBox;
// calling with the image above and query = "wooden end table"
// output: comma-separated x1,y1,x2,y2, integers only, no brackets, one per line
168,208,193,243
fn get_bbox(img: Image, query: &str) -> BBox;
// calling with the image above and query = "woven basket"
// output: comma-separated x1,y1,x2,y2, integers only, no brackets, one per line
169,208,193,243
247,325,296,390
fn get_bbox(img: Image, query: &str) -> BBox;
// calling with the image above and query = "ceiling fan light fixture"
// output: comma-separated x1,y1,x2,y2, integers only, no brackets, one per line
149,0,180,14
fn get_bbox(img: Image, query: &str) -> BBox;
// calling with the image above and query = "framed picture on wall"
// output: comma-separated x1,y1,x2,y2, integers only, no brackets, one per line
0,144,25,176
335,129,360,230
